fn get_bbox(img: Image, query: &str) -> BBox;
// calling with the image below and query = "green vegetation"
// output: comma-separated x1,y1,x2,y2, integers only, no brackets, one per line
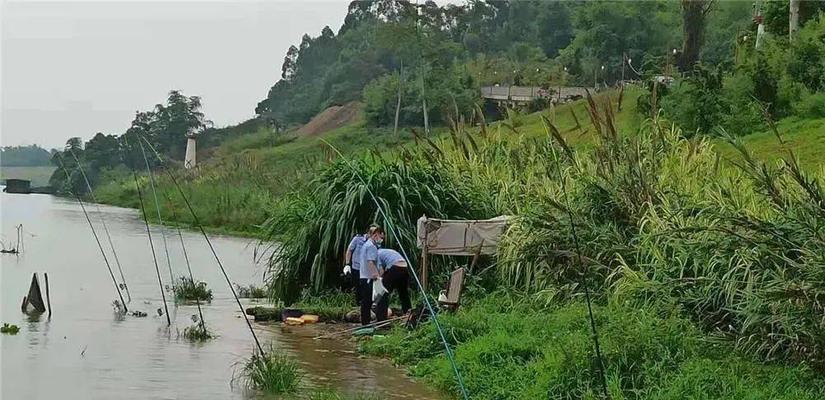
361,295,825,400
237,349,303,396
1,323,20,335
173,276,213,302
236,284,268,299
266,95,825,396
182,322,213,342
660,14,825,136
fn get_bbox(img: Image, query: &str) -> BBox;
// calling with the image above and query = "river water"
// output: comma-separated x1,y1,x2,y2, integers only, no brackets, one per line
0,190,441,400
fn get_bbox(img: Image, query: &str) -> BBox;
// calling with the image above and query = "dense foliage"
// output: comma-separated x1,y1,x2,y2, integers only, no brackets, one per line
661,13,825,135
255,0,754,129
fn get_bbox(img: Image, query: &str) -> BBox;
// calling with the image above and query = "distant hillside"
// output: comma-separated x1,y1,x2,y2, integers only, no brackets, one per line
1,145,52,166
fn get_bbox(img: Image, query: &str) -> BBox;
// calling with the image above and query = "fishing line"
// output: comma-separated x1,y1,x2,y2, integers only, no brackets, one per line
320,138,470,400
122,135,172,325
542,120,610,398
55,153,128,313
136,133,264,355
69,149,132,303
138,141,175,287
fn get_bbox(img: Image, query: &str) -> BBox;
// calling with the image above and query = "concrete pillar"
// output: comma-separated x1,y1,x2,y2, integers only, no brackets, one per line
184,134,196,169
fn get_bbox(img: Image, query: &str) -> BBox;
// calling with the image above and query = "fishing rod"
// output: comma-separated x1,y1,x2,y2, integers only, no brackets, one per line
69,149,132,303
312,315,407,340
54,153,128,313
138,142,175,287
320,138,470,400
542,119,610,398
136,133,264,355
122,135,172,326
169,195,206,331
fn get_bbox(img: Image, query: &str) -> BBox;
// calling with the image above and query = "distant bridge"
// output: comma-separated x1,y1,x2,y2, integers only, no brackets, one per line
481,85,591,104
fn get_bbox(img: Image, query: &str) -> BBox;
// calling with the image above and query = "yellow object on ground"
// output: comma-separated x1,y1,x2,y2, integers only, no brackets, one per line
300,314,319,324
285,317,304,325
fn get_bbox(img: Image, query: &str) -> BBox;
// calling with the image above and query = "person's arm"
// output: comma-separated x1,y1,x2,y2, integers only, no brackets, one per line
368,260,380,278
344,248,352,265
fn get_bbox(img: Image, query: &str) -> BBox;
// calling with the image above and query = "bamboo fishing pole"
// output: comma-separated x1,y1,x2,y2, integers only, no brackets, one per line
136,133,264,354
54,154,128,313
69,149,132,303
122,135,171,325
138,142,175,287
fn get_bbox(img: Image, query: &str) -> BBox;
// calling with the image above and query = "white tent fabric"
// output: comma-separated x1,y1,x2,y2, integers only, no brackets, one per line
416,215,511,256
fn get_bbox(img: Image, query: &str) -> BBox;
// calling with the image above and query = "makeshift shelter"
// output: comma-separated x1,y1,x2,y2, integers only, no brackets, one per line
416,215,511,289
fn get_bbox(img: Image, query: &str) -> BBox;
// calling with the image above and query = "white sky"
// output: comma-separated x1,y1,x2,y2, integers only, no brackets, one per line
0,0,351,149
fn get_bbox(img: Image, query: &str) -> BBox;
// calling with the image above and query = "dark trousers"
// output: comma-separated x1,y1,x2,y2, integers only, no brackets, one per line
359,278,373,325
351,270,362,305
375,267,411,322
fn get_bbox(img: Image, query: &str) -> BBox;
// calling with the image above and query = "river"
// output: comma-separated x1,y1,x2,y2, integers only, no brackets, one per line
0,189,441,399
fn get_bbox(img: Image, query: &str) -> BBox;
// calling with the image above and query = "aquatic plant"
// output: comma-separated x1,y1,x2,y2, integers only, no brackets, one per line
182,322,213,342
1,323,20,335
236,347,302,395
236,284,268,299
173,276,213,302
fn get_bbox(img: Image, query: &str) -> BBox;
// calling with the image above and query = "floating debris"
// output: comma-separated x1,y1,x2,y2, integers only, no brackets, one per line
131,311,148,318
1,323,20,335
21,273,46,314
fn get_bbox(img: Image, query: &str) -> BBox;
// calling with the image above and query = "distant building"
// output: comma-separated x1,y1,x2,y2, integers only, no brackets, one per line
3,179,32,194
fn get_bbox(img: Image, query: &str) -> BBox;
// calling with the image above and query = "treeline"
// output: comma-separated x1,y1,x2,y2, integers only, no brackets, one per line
0,145,53,166
49,90,209,194
255,0,757,129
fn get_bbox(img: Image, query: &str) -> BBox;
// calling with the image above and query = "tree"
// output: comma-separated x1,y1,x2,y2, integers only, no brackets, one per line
678,0,714,72
281,45,298,80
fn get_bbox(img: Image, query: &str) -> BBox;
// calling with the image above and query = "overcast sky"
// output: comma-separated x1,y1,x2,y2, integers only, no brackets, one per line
1,0,350,149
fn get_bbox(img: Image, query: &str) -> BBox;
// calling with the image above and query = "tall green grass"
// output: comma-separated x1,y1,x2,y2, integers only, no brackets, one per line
237,348,303,396
268,92,825,370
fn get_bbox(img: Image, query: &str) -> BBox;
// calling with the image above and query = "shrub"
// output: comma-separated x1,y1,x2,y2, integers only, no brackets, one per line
795,92,825,118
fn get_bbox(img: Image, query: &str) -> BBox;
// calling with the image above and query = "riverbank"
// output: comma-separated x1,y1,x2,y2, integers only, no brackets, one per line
358,294,825,400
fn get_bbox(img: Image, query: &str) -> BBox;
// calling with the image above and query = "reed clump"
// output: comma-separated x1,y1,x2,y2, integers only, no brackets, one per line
236,347,302,395
174,276,213,302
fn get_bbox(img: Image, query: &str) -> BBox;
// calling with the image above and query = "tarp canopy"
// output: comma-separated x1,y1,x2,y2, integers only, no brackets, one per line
416,215,511,256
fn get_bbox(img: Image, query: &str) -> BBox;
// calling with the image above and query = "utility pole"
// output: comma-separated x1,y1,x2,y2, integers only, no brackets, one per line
790,0,801,41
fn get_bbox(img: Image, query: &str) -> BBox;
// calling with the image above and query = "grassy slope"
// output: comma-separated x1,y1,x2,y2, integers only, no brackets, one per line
93,87,823,238
0,166,56,187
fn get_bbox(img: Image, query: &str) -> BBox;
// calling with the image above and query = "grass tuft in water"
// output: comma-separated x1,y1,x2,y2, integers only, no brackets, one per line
1,323,20,335
236,284,268,299
236,347,302,395
182,322,213,342
174,276,213,302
